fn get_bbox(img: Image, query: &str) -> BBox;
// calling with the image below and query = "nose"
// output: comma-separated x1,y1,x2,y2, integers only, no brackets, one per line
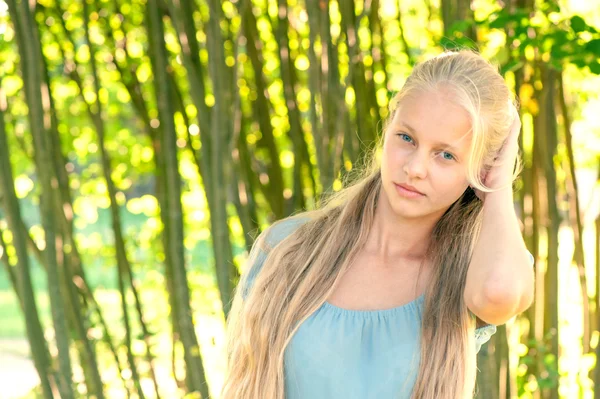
403,151,428,179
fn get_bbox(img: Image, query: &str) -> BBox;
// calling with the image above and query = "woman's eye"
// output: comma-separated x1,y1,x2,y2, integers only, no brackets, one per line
441,151,455,161
397,133,413,143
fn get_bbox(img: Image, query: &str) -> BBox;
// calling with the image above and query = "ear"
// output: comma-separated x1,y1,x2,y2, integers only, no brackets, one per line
478,164,492,186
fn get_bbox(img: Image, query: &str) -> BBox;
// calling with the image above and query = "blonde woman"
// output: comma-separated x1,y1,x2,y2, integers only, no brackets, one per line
222,50,535,399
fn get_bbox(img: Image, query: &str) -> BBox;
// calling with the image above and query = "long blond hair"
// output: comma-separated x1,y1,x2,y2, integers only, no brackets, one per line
222,49,518,399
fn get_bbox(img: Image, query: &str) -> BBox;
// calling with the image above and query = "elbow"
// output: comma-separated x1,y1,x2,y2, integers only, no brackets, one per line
476,279,533,326
487,261,535,315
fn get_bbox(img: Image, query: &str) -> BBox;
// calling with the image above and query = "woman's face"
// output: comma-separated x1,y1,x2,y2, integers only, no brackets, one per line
380,89,474,221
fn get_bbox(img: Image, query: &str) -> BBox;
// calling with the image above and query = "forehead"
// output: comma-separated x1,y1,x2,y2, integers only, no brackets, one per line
389,90,473,150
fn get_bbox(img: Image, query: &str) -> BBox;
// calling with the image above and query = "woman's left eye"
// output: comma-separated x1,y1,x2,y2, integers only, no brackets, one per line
441,151,455,161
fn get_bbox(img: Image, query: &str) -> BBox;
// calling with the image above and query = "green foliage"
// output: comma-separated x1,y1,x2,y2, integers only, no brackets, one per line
0,0,599,397
518,332,561,395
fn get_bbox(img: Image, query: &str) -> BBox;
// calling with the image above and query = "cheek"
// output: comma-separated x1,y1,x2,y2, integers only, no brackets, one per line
383,143,408,166
431,167,469,196
381,143,399,172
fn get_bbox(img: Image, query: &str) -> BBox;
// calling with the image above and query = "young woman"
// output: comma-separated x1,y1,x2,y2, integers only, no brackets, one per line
222,50,535,399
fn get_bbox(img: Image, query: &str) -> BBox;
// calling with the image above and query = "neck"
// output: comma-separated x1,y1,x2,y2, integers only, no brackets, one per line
363,186,441,262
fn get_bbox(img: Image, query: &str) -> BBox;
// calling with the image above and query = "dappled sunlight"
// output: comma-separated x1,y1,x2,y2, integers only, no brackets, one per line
0,0,599,397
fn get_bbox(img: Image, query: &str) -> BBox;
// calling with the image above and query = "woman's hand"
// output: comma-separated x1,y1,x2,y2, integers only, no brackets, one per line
474,105,522,201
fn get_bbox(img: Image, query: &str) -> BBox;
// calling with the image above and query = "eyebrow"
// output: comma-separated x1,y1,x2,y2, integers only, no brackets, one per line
397,122,464,153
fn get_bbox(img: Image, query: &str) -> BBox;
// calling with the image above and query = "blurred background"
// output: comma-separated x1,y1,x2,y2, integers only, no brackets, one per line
0,0,599,398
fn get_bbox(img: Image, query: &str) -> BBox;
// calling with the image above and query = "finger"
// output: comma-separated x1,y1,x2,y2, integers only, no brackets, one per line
509,106,522,137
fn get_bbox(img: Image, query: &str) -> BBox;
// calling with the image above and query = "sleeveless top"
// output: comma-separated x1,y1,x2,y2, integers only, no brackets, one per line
240,217,507,398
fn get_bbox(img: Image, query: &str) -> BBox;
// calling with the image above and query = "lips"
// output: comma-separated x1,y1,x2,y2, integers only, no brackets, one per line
394,183,425,197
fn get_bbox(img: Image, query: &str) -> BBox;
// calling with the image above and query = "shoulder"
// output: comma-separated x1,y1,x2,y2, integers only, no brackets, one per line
263,214,312,251
238,215,312,300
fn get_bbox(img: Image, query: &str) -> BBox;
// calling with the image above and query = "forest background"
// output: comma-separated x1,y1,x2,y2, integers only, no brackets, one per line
0,0,599,398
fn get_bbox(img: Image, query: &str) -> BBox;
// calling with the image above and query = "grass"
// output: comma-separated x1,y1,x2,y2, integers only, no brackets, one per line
0,274,229,398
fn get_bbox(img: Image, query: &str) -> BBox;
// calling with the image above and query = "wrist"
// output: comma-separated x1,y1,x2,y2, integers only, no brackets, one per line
483,186,514,207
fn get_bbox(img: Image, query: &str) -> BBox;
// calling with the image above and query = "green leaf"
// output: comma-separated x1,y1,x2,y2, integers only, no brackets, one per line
589,62,600,75
569,15,598,34
585,39,600,55
571,58,588,68
570,16,587,33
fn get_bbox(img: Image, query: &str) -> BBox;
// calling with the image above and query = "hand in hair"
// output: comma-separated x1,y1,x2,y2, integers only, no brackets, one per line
474,104,522,200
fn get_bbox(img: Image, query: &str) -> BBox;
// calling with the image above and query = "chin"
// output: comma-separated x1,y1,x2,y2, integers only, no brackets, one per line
390,202,429,220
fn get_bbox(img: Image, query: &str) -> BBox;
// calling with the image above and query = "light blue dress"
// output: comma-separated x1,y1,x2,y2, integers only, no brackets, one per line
241,217,501,399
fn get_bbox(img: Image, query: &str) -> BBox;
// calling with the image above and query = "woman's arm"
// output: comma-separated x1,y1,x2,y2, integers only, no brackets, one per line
465,188,535,326
465,106,535,326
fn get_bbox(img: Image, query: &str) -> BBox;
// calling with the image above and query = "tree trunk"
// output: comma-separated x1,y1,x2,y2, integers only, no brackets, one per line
238,0,285,217
205,0,237,318
557,72,590,352
146,1,209,396
535,63,560,399
7,0,74,396
82,0,149,395
0,85,57,399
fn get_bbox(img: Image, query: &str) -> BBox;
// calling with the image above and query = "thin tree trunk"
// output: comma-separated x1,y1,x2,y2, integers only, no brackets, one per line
81,0,148,395
318,0,349,198
530,138,543,399
306,0,346,195
0,223,20,303
205,0,237,318
169,0,255,315
557,72,590,352
397,1,415,67
274,0,313,214
42,6,141,396
147,1,209,395
339,0,376,150
368,0,389,93
226,22,261,253
0,86,57,399
304,0,327,192
536,63,560,399
100,1,184,388
230,112,261,252
238,0,285,217
234,113,261,246
358,0,383,127
595,176,600,397
32,9,107,396
6,0,74,396
475,335,499,399
441,0,476,40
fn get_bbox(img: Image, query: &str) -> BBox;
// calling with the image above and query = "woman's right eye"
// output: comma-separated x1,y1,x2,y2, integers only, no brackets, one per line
397,133,413,143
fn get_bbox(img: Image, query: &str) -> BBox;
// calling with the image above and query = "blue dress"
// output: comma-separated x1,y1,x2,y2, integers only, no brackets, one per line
241,217,500,399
